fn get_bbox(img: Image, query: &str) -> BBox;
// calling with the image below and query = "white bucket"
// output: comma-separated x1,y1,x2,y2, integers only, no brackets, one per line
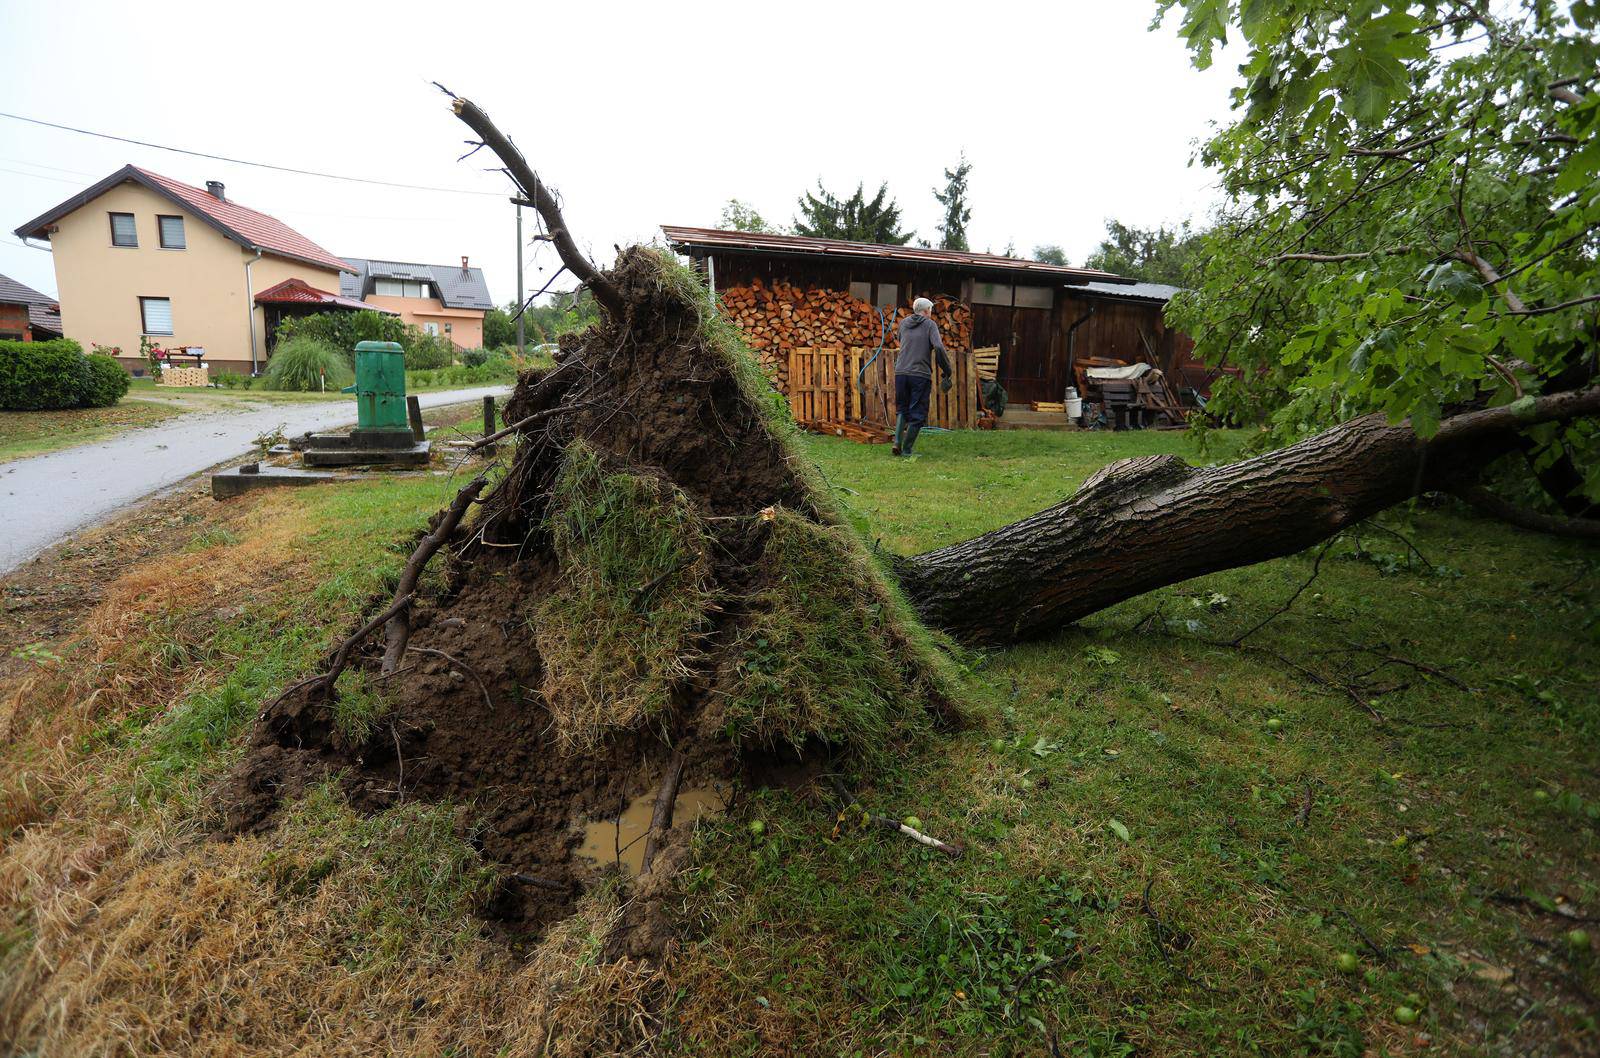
1064,395,1082,419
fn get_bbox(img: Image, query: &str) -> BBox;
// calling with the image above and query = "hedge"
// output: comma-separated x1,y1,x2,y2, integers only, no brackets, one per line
0,339,95,411
81,353,131,407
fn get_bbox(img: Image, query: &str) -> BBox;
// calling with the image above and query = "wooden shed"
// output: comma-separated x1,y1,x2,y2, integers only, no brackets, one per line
663,225,1201,407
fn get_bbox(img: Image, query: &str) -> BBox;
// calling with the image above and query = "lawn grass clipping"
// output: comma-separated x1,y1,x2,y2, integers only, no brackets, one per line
532,441,715,750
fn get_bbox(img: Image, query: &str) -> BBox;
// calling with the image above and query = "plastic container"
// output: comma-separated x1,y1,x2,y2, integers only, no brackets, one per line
1064,387,1082,419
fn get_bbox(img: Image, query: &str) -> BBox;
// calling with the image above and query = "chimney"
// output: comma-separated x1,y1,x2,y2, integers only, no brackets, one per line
460,255,469,272
206,180,226,200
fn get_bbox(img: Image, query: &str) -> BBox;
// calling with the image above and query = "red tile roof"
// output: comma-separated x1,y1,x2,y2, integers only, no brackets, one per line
14,165,350,274
254,277,394,313
661,225,1134,285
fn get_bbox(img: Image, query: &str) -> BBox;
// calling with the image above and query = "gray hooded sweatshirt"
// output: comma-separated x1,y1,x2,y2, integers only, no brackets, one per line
894,313,954,379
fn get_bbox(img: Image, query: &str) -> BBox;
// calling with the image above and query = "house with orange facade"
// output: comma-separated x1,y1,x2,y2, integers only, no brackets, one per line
13,164,352,376
339,257,492,350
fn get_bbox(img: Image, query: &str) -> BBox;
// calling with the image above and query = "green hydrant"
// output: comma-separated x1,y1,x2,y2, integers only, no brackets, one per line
341,341,410,433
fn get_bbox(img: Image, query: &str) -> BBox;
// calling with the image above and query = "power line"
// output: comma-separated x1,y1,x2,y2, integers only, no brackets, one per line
0,111,506,198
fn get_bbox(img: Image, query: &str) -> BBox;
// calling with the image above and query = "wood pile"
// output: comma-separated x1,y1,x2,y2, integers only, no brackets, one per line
718,280,972,390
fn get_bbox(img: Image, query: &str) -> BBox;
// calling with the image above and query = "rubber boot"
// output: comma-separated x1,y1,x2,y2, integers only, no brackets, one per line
902,423,923,458
892,413,905,456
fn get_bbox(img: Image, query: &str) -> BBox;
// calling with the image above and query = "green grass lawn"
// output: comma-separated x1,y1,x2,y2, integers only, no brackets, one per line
0,399,188,462
3,424,1593,1056
671,427,1600,1055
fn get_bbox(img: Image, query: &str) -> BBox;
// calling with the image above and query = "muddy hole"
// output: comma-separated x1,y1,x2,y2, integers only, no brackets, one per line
577,782,728,877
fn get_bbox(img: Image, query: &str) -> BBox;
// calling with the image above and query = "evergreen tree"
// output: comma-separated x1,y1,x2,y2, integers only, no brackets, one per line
932,153,973,251
793,180,913,244
1082,220,1202,285
1032,245,1069,266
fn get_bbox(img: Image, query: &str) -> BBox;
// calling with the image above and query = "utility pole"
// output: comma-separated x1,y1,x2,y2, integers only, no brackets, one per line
514,200,526,356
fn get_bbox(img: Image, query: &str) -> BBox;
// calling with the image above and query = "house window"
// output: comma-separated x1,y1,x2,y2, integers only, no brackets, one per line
423,321,440,336
873,283,898,309
375,278,430,298
109,213,137,247
158,215,186,249
140,297,174,336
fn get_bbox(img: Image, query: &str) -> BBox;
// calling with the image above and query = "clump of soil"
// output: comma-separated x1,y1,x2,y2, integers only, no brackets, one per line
224,247,954,957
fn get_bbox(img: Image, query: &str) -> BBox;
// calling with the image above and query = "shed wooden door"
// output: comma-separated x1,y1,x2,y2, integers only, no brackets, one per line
973,304,1055,404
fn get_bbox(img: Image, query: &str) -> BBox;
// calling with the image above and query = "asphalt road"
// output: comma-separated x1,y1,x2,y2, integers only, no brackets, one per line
0,386,510,575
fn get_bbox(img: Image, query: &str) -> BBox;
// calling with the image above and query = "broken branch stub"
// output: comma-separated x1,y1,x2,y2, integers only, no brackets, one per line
445,94,624,320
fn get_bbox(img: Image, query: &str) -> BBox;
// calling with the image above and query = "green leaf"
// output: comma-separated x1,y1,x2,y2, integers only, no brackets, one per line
1108,819,1132,842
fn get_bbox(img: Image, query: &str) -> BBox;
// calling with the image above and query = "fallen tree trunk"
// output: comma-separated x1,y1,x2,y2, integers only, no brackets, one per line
898,387,1600,645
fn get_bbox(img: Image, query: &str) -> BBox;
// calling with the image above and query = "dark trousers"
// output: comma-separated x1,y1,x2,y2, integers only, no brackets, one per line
895,373,932,428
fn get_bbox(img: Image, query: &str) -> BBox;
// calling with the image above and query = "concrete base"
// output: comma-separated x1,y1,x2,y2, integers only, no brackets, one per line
302,441,431,468
212,466,346,499
306,428,420,450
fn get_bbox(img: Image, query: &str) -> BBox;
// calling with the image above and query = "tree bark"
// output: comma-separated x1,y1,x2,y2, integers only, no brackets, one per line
898,387,1600,645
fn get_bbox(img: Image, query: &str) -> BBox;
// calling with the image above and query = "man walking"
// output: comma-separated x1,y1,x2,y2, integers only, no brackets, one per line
893,297,955,457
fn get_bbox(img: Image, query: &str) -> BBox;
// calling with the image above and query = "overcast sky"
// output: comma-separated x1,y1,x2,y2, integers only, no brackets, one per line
0,0,1243,304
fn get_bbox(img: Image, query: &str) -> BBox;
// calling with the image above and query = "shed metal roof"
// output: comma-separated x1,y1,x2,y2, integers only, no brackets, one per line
1074,280,1183,302
14,165,351,274
661,225,1134,286
340,257,494,310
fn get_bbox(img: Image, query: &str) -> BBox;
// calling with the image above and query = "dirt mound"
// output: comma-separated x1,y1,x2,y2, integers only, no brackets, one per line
224,247,953,958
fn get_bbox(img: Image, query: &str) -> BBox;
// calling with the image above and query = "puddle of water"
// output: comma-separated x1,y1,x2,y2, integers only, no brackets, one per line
577,784,725,877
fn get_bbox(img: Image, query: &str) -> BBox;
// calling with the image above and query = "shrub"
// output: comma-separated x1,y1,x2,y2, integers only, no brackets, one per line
460,347,491,368
0,338,90,411
404,332,454,370
214,371,252,389
263,337,354,392
275,310,408,359
80,353,130,407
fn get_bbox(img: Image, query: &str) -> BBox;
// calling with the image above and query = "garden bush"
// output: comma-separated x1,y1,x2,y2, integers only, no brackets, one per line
262,337,354,392
215,371,253,389
404,332,454,370
275,310,407,358
406,352,517,389
0,338,92,411
80,353,131,408
461,347,491,368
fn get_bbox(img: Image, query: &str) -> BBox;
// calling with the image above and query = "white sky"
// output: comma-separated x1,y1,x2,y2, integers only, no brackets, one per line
0,0,1243,304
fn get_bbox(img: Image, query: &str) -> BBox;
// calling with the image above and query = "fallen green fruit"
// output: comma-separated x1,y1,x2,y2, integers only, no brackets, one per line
990,738,1006,752
1533,790,1549,801
1394,1005,1418,1025
1405,991,1425,1009
1336,952,1359,973
1568,929,1591,952
902,816,923,831
1266,718,1283,731
748,819,765,837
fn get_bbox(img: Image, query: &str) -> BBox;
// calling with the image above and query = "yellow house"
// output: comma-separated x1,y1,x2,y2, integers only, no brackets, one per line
13,165,352,376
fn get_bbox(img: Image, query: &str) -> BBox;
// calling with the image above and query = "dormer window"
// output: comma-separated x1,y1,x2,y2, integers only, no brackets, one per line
375,278,430,298
109,212,137,247
158,215,186,249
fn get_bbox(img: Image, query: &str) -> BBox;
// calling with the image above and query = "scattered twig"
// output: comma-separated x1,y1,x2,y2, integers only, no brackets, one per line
640,750,688,875
406,646,495,711
512,872,570,892
329,592,416,691
1485,891,1600,924
1296,783,1314,827
471,406,565,451
824,775,963,858
1454,485,1600,540
1230,538,1334,646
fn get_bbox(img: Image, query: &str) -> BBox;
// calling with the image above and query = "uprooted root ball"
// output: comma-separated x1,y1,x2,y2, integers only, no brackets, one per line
228,247,961,968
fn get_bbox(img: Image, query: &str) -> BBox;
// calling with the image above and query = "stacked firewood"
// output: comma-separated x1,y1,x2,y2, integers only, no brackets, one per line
717,280,972,390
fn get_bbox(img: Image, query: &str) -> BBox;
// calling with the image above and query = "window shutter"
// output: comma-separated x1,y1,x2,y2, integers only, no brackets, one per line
141,298,173,335
110,213,137,246
159,216,186,248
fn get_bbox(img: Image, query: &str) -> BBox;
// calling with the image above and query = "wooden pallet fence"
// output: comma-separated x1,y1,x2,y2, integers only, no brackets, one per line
788,346,976,430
